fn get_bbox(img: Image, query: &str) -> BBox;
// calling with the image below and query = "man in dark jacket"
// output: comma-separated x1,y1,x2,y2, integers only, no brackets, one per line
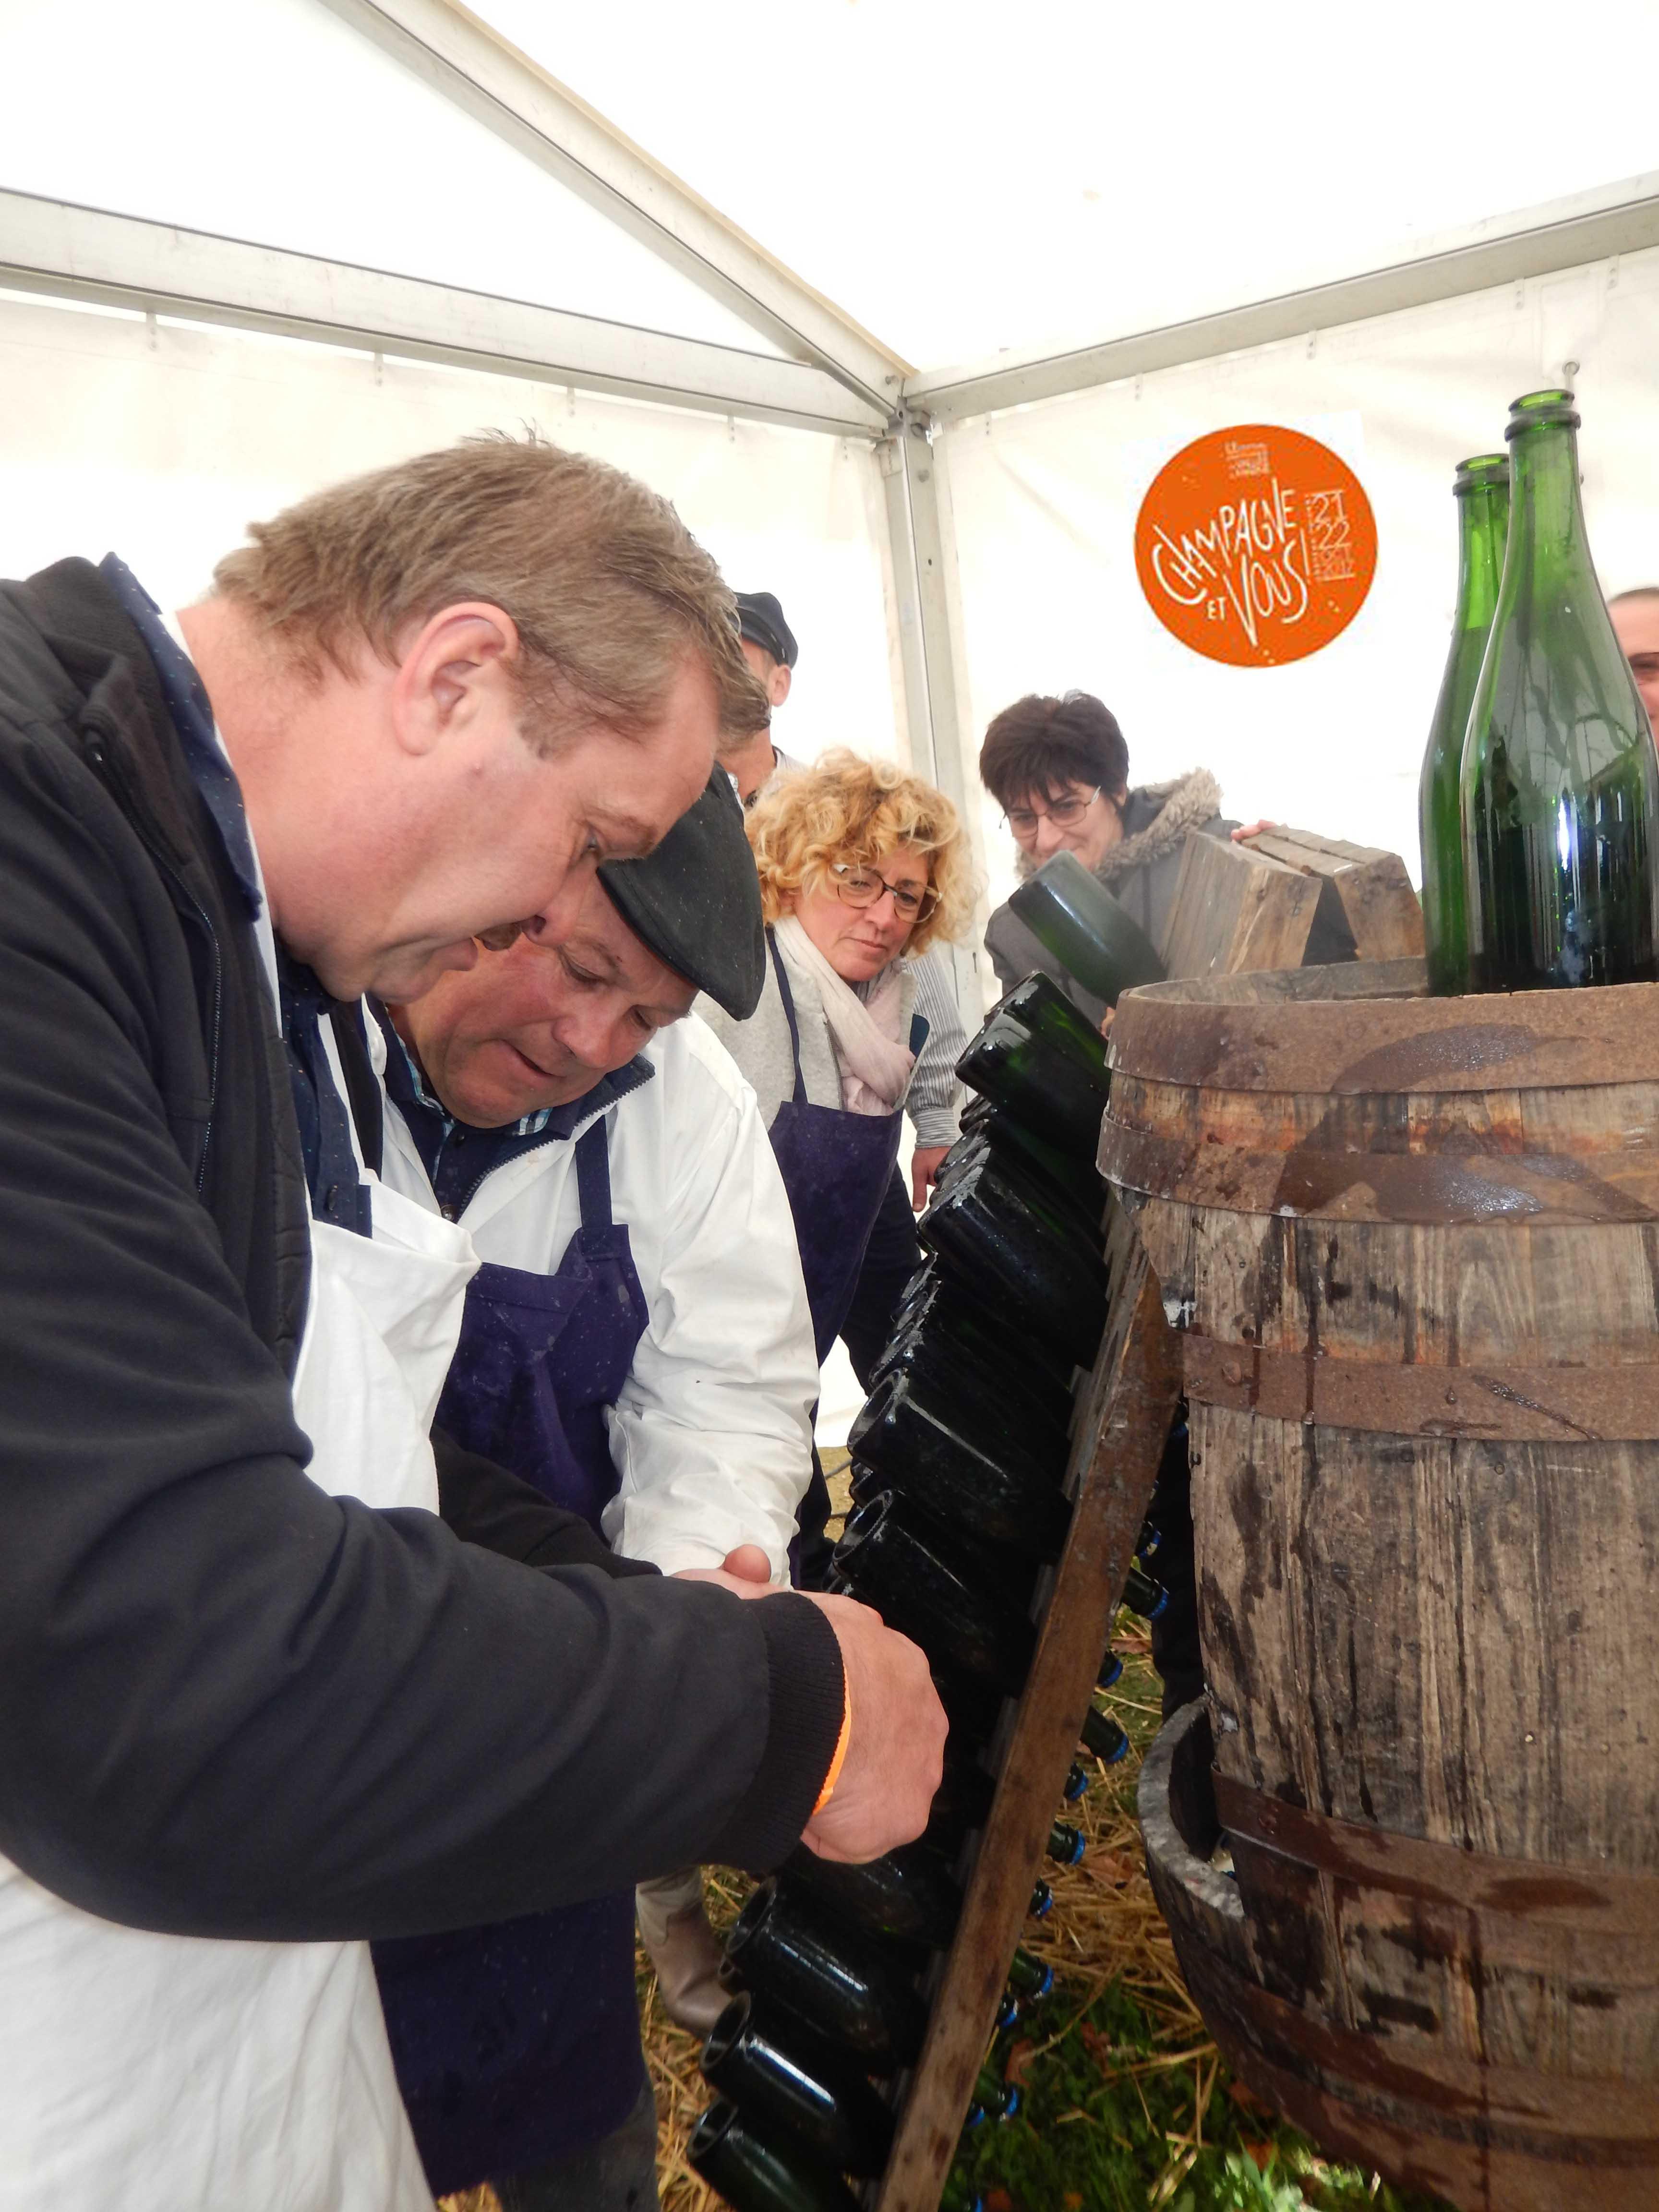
0,434,943,2209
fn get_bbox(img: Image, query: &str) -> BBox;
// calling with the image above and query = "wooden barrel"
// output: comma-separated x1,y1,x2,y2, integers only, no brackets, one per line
1102,960,1659,2212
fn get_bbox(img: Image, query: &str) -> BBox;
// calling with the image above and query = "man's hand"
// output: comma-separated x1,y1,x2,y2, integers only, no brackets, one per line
673,1549,777,1600
910,1144,949,1212
795,1590,946,1863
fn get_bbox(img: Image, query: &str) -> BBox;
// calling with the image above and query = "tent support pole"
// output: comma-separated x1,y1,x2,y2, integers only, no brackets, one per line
879,409,986,1026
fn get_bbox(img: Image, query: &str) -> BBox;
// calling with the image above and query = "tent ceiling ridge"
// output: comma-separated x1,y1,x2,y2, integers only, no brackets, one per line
907,181,1659,424
317,0,911,413
0,190,891,437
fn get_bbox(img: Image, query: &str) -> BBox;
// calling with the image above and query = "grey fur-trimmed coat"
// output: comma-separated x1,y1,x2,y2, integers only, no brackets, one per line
984,768,1234,1021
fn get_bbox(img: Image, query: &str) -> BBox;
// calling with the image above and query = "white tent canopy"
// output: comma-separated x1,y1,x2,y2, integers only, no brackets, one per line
5,0,1659,933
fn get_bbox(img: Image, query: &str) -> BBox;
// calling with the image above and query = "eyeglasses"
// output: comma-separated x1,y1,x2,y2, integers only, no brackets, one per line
829,862,938,924
1002,787,1103,841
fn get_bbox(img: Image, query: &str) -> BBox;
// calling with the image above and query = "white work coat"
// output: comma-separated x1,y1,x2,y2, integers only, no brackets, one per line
377,1015,820,1579
0,802,473,2212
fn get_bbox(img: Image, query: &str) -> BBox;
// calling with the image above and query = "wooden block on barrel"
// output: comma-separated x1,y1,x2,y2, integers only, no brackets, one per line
1158,833,1325,978
1237,823,1425,963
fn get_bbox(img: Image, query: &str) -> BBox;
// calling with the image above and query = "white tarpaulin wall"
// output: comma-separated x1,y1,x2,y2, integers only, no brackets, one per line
936,245,1659,919
0,289,903,769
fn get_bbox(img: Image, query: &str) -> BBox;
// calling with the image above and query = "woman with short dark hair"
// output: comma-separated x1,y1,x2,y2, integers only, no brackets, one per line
978,691,1233,1020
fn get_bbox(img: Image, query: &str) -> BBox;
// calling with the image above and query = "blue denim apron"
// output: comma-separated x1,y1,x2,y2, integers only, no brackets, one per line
373,1120,651,2199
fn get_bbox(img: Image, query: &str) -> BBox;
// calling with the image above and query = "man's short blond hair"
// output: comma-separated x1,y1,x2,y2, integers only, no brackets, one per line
212,432,769,754
746,748,975,957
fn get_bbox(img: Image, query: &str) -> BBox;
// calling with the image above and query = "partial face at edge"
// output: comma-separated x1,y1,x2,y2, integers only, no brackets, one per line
1611,597,1659,735
396,877,696,1127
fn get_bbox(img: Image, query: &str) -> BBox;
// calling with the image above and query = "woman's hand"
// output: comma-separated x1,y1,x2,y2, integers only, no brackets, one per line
910,1144,949,1211
1231,820,1275,842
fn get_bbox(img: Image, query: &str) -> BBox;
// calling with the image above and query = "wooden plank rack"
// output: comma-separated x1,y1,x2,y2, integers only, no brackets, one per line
873,1202,1180,2212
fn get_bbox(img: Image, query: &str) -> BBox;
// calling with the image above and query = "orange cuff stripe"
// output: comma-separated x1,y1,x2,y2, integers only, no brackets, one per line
812,1688,854,1814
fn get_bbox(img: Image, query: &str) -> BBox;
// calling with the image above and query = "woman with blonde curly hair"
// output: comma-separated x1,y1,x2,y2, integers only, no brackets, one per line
697,749,973,1574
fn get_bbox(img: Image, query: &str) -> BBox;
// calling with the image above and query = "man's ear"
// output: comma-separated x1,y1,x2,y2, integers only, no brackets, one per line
390,603,520,757
769,664,793,710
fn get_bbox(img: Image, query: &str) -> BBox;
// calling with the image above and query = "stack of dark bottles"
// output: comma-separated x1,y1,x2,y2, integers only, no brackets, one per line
1420,389,1659,998
690,967,1138,2212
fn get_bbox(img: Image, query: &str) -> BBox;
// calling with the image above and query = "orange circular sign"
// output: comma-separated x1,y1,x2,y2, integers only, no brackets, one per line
1134,425,1376,667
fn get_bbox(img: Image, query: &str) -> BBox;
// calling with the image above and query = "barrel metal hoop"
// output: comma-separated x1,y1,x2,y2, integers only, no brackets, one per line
1098,1122,1659,1225
1183,1335,1659,1441
1214,1773,1659,1935
1183,1923,1659,2155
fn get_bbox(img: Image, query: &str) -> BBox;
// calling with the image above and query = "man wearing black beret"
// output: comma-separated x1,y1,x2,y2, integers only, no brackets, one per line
368,770,822,2208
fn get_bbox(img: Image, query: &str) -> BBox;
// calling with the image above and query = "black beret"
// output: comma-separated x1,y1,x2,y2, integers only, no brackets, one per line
734,590,799,670
597,770,765,1019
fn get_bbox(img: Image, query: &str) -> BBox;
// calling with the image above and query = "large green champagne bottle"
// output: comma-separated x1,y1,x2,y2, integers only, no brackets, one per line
1462,390,1659,991
1420,454,1509,995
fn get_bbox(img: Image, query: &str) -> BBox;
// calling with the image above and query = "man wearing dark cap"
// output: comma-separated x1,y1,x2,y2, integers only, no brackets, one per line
366,771,820,2210
723,589,803,803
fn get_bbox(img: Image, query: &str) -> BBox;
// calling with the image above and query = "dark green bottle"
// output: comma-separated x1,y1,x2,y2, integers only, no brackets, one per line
932,1132,1106,1275
1080,1707,1130,1766
959,1094,1107,1219
831,1495,1035,1697
700,1994,896,2178
1420,453,1510,995
963,2061,1020,2128
723,1880,928,2072
924,1756,996,1852
868,1329,1070,1471
689,2098,862,2212
1007,848,1166,1007
1006,1948,1054,2002
846,1372,1071,1561
920,1159,1107,1370
1046,1819,1086,1866
994,971,1110,1071
955,1011,1108,1162
881,1267,1078,1413
778,1840,961,1952
1122,1563,1168,1621
1463,390,1659,991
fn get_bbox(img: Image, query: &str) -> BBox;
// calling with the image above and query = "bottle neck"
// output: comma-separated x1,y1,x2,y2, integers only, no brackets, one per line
1456,482,1508,632
1503,422,1590,603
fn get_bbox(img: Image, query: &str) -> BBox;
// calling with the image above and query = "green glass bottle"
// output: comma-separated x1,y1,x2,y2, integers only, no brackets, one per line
992,972,1110,1072
1007,849,1165,1007
1462,390,1659,991
1420,454,1509,995
955,1012,1108,1162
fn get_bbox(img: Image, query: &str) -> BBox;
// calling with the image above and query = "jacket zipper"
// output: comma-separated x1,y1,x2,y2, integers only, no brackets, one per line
82,715,223,1196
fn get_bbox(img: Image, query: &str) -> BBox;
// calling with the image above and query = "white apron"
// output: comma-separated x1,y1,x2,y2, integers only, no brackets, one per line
0,1136,478,2209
